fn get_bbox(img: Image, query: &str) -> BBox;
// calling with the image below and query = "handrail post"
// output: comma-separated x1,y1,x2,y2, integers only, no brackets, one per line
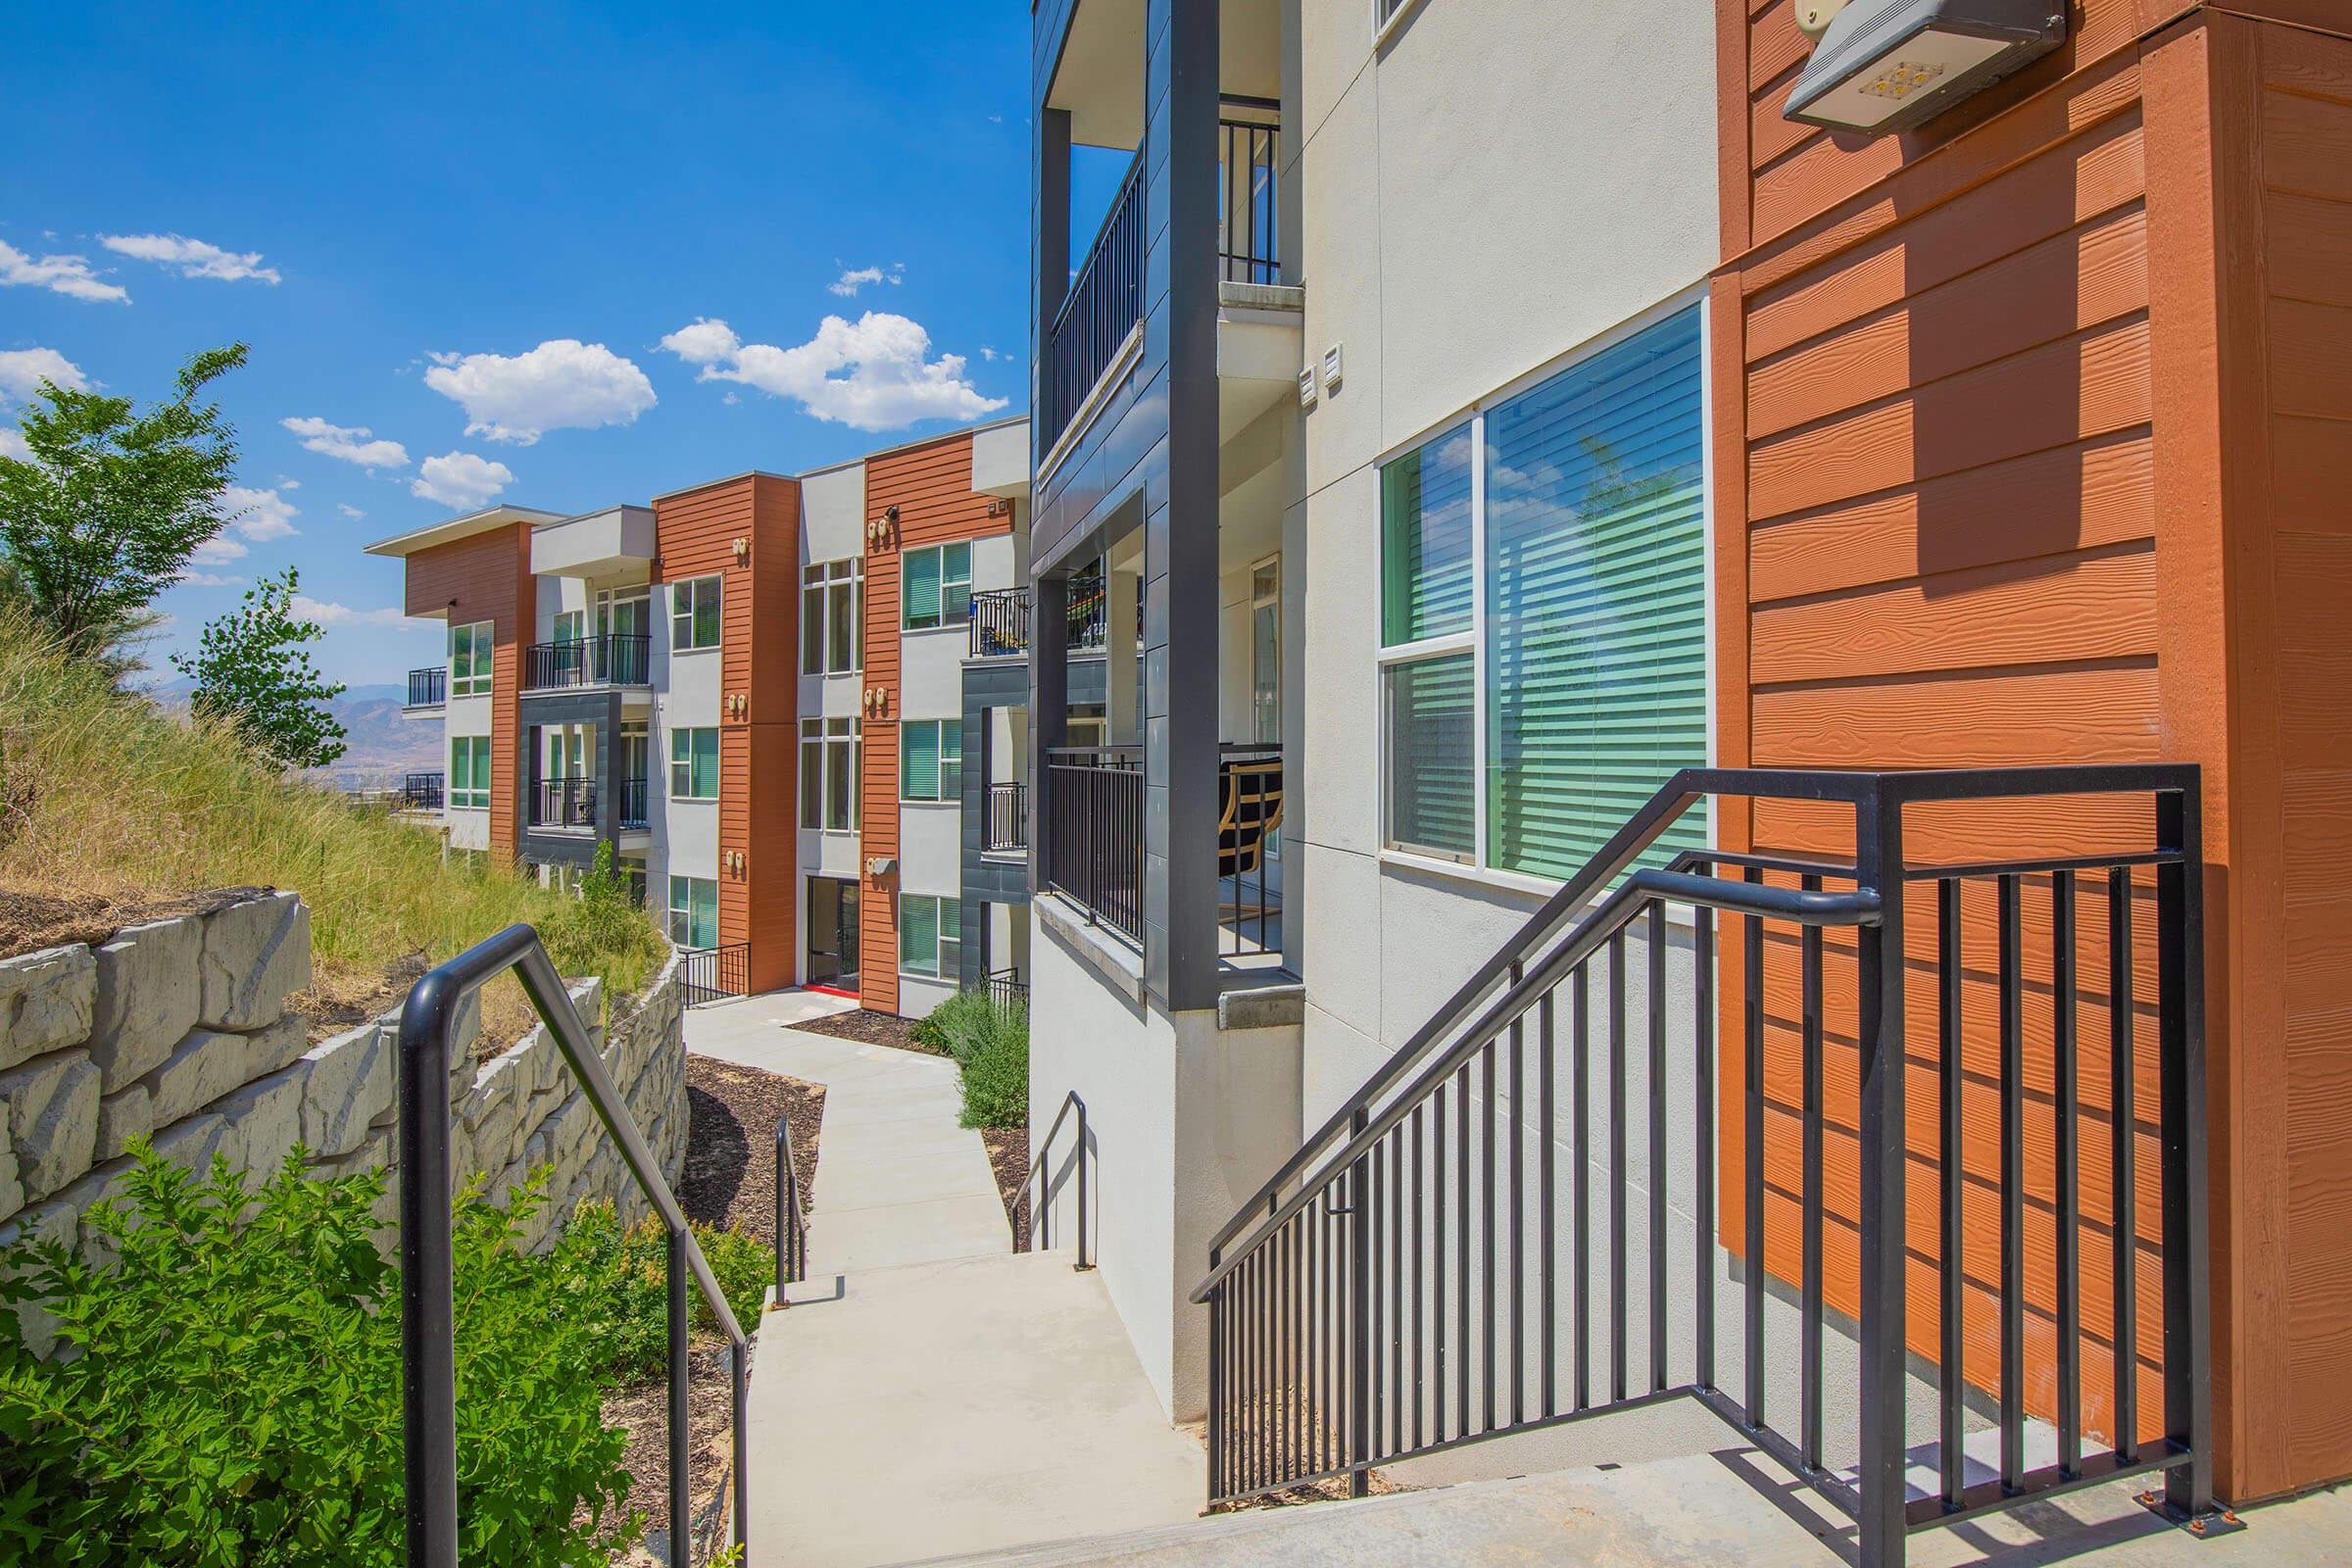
1075,1097,1092,1271
397,975,461,1568
2157,780,2217,1517
666,1227,689,1568
775,1122,790,1297
1851,785,1906,1568
1347,1106,1371,1499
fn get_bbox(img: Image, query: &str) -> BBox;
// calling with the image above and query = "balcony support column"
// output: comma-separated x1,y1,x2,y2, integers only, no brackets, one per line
1034,107,1072,466
1147,0,1223,1014
1029,575,1070,901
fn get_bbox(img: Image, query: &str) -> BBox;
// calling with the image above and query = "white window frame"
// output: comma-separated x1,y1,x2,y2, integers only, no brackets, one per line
671,574,722,653
450,619,495,698
899,717,961,805
800,716,860,832
802,559,864,675
449,735,491,811
667,874,718,950
669,727,719,801
900,542,973,631
1372,283,1716,895
897,892,960,980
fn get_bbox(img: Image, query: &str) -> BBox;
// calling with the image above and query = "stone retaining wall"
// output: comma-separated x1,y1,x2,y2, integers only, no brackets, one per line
0,892,687,1298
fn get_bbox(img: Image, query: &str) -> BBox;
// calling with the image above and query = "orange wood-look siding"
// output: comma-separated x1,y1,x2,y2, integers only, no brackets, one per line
401,523,534,860
656,475,802,995
856,430,1015,1016
1716,0,2352,1500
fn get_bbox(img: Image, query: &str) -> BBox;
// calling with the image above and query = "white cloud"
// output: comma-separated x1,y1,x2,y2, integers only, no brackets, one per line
411,452,514,510
279,415,410,469
658,312,1007,433
0,347,90,401
222,484,300,543
0,241,126,303
99,232,280,285
338,503,366,519
828,263,903,298
190,534,248,565
292,596,421,630
421,339,656,445
176,569,245,587
0,428,28,461
979,346,1003,363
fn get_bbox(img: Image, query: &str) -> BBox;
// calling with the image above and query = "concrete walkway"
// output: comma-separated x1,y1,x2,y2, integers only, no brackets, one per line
688,994,1206,1568
687,993,1008,1273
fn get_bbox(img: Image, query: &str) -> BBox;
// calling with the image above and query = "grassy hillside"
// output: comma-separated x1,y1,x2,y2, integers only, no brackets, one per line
0,611,664,1024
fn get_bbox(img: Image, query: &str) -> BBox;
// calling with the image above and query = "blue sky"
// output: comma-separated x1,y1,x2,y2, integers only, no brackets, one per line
3,1,1035,687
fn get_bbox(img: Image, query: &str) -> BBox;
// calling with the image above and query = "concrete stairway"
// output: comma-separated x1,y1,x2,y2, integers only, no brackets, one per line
747,1251,1203,1568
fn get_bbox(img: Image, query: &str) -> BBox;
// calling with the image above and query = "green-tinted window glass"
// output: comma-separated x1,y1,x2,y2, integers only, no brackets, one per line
670,728,719,800
1380,426,1474,646
942,542,972,623
904,549,942,629
1384,654,1476,861
1485,305,1706,878
902,721,940,800
900,894,940,975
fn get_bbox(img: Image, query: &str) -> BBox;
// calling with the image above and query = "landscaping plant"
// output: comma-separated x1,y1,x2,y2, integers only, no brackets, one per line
553,1200,774,1386
0,1148,640,1567
924,989,1030,1130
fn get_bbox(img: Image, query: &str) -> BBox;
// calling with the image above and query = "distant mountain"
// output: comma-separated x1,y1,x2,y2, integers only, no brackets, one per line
313,692,441,789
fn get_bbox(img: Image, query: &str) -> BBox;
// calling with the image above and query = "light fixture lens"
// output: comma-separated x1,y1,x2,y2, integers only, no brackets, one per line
1798,25,2012,129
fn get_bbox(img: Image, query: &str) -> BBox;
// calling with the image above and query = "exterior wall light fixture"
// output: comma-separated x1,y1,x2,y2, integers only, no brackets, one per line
1785,0,2065,137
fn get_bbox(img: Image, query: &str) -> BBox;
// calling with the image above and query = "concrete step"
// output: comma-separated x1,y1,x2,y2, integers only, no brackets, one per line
747,1250,1204,1568
898,1452,1840,1568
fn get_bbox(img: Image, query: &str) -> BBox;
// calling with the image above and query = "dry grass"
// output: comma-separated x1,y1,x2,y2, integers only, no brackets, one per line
0,610,665,1017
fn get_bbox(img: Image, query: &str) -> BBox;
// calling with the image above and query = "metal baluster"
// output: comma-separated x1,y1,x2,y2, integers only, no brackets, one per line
1744,866,1766,1427
1649,901,1670,1394
1458,1061,1472,1427
2110,864,2138,1463
2156,786,2215,1516
1412,1103,1426,1450
1349,1131,1373,1498
1938,877,1966,1513
1511,962,1528,1426
2055,870,2082,1477
1574,963,1592,1412
1999,873,2026,1493
1541,987,1559,1419
1609,927,1629,1404
1694,904,1716,1395
1802,873,1825,1470
1434,1080,1448,1444
1483,1032,1499,1432
1391,1130,1404,1455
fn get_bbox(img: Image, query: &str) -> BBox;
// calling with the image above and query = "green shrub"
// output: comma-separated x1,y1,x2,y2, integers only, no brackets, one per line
0,1149,639,1568
552,1201,773,1386
924,992,1029,1131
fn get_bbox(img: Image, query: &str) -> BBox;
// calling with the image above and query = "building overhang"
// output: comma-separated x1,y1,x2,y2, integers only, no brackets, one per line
364,505,564,559
531,505,657,579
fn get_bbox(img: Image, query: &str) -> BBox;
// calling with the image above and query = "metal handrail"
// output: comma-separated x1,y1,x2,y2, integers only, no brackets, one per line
1020,1091,1090,1270
398,925,749,1568
774,1117,808,1295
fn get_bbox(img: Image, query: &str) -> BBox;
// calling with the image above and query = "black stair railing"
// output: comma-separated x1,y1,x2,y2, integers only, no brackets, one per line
1192,766,2224,1566
398,926,748,1568
1022,1091,1090,1269
679,943,751,1007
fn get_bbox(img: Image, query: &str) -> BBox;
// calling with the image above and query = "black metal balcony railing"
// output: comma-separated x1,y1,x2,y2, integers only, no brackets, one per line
406,665,446,709
523,634,652,693
985,967,1030,1016
1045,747,1145,947
969,588,1029,660
531,776,597,831
1219,116,1281,286
616,775,649,831
985,781,1027,853
402,772,444,812
1217,746,1284,956
1044,149,1146,453
680,943,751,1007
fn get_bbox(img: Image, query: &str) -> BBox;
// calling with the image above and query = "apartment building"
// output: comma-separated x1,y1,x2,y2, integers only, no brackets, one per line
1022,0,2352,1556
368,418,1033,1016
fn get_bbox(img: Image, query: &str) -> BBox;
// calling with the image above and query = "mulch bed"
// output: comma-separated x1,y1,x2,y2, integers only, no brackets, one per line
785,1006,943,1055
678,1054,824,1241
980,1127,1031,1250
600,1054,825,1563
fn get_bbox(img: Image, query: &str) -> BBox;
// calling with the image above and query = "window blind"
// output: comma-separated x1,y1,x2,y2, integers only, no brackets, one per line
1380,426,1474,646
1387,653,1476,860
900,894,939,974
905,549,942,627
902,722,940,800
1485,305,1706,879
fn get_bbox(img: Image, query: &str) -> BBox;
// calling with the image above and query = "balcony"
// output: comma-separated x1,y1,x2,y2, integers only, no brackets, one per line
405,666,446,711
966,586,1111,661
1043,744,1284,959
616,775,649,831
522,634,652,693
985,781,1028,854
1042,150,1146,455
400,771,444,812
528,775,650,834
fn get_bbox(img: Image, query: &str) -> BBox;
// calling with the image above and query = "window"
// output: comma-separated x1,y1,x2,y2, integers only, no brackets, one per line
801,716,860,831
551,608,585,644
1250,558,1281,746
622,857,648,909
669,727,719,800
1380,301,1706,878
899,894,959,979
450,620,495,697
671,574,722,652
667,875,718,951
450,736,492,810
902,542,972,630
802,560,863,674
900,718,961,803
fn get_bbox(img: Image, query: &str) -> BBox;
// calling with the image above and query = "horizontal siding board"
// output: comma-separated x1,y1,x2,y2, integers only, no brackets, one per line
1750,664,2162,768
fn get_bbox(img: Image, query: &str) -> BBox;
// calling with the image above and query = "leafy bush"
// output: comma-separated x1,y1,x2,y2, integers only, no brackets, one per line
0,1148,639,1568
552,1200,773,1386
924,991,1029,1131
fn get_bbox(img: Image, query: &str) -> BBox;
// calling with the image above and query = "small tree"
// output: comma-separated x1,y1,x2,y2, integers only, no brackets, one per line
172,568,348,770
0,343,248,663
